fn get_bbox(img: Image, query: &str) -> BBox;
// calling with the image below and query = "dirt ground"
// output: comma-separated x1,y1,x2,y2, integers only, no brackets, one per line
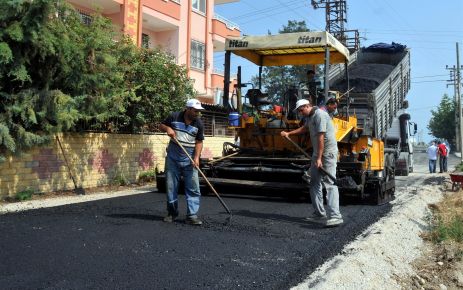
397,242,463,290
398,187,463,290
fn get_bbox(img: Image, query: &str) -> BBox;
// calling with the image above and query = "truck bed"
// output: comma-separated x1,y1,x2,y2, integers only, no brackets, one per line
330,44,411,139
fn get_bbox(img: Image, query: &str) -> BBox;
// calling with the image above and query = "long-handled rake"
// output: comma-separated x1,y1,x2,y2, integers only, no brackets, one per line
56,136,85,195
172,137,232,221
284,135,337,184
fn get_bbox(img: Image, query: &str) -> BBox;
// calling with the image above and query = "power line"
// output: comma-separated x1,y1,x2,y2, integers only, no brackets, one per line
366,29,463,33
238,4,309,26
226,0,303,21
274,0,323,31
363,31,463,38
411,80,448,83
362,0,442,62
412,74,448,79
407,106,440,111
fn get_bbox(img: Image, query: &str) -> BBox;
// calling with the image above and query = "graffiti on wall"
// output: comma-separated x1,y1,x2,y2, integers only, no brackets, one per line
138,148,157,170
88,149,116,174
32,149,64,179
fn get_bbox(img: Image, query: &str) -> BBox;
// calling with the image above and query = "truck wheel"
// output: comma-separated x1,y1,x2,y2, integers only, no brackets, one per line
403,158,410,176
384,153,395,181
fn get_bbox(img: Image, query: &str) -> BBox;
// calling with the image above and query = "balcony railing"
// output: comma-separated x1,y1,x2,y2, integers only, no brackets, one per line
213,14,240,30
213,67,225,75
212,68,236,79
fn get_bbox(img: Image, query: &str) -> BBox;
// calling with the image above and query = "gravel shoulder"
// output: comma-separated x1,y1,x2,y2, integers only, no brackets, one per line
293,181,442,289
293,153,461,290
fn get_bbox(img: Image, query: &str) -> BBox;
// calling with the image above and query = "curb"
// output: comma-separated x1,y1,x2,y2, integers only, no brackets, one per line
0,187,157,215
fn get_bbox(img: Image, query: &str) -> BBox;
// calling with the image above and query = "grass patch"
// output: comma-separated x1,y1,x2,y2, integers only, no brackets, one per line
455,162,463,172
425,192,463,244
429,216,463,243
112,171,129,186
15,189,35,201
138,169,156,183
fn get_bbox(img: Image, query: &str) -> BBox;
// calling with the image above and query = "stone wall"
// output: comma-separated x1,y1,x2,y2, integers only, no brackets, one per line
0,133,233,197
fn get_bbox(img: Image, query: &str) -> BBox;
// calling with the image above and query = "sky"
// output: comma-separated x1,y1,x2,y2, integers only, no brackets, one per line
215,0,463,143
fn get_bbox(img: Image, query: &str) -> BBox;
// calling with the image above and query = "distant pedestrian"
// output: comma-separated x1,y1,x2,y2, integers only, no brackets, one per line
437,141,448,173
426,141,438,173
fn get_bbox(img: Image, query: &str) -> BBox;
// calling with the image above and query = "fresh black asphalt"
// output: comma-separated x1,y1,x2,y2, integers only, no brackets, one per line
0,188,392,289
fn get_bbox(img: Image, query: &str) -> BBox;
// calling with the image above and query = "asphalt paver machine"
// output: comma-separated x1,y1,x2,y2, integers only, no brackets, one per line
200,31,396,204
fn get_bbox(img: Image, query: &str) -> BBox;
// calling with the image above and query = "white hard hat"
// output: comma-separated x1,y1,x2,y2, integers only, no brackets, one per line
294,99,310,111
186,99,205,110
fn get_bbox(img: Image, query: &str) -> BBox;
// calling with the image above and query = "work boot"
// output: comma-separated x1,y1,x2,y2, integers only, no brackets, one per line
185,216,203,225
163,214,178,223
325,217,344,227
304,214,327,224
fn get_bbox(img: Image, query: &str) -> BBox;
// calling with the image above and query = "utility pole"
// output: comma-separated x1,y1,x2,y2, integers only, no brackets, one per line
446,42,463,159
457,42,463,162
447,65,459,151
311,0,359,52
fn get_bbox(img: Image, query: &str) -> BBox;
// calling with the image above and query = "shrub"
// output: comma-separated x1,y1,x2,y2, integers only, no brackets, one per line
455,162,463,172
138,169,156,183
15,189,34,201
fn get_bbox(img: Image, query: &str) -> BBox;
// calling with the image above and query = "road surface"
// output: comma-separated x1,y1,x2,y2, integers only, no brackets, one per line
0,153,458,289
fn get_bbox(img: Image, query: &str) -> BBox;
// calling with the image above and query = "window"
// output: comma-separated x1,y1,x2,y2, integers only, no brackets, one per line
78,10,93,26
192,0,206,14
142,33,150,49
190,40,205,70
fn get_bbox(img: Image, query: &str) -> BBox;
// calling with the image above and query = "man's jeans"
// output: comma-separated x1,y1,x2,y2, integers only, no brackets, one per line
439,156,448,173
165,156,201,217
429,159,436,173
309,153,342,219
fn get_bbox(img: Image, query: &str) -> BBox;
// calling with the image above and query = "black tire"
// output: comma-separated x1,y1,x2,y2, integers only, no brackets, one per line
370,153,396,205
156,175,166,193
403,158,410,176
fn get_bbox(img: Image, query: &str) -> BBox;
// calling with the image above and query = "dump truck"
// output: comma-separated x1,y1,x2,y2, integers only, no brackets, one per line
329,42,417,176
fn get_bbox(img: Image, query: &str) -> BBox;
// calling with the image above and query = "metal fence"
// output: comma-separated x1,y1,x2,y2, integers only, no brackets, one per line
201,112,235,137
69,110,234,138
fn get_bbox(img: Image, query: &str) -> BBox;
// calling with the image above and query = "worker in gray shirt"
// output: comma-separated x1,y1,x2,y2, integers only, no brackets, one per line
281,99,343,227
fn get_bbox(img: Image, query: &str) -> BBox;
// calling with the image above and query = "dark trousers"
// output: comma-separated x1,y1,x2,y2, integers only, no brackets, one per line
439,156,447,173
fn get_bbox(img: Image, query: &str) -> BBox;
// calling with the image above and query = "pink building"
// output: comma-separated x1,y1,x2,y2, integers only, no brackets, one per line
67,0,240,104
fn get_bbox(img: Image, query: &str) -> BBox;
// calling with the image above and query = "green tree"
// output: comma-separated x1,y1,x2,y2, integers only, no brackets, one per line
251,20,315,104
427,94,456,147
0,0,82,162
0,0,194,161
120,46,195,132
